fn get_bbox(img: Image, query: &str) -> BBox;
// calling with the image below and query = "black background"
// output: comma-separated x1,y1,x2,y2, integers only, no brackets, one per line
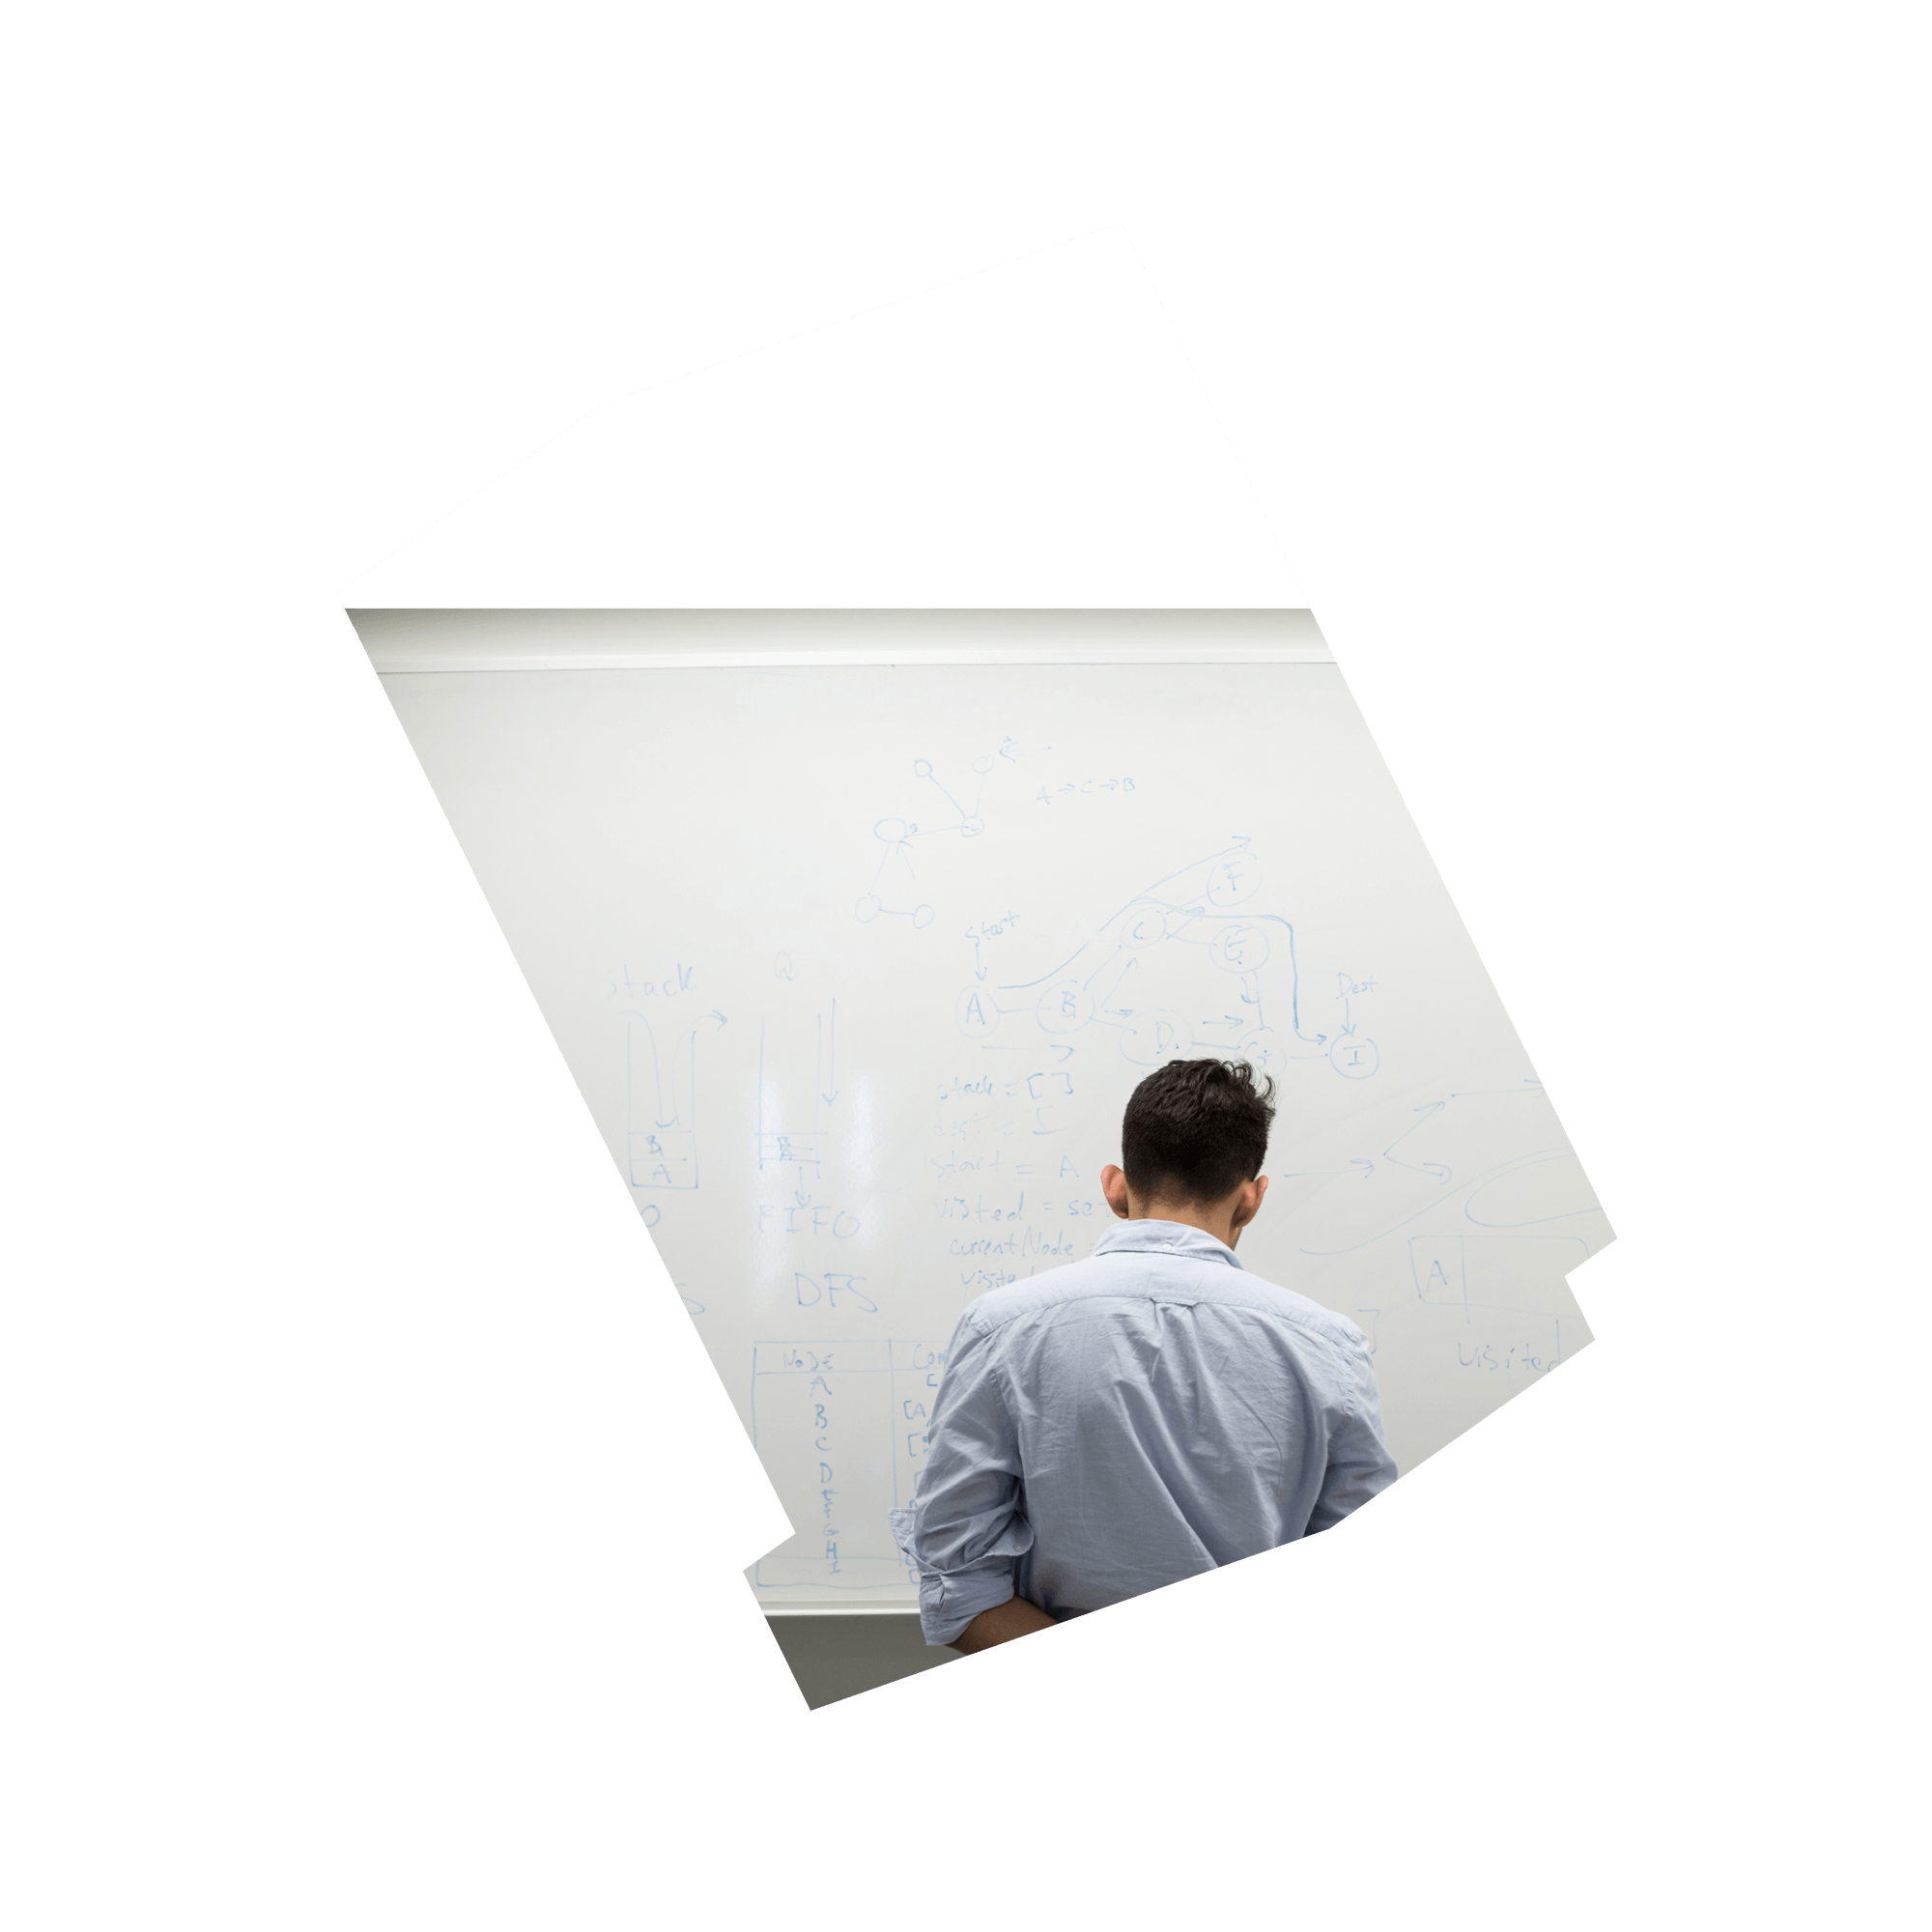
286,208,1638,1739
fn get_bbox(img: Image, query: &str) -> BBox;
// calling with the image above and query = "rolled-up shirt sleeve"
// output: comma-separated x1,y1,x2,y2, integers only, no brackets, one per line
888,1314,1034,1646
1307,1330,1400,1534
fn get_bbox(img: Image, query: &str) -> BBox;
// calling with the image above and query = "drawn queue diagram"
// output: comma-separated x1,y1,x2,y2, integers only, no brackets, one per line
753,1001,840,1180
853,746,1016,928
754,1000,879,1314
952,837,1379,1083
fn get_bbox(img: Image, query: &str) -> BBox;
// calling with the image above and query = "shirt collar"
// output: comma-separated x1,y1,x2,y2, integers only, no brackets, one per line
1090,1219,1244,1270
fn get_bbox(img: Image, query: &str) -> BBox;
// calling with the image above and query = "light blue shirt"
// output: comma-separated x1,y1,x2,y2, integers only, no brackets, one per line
889,1218,1398,1646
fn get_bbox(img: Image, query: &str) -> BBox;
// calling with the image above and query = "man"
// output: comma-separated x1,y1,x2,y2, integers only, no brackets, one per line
889,1057,1397,1652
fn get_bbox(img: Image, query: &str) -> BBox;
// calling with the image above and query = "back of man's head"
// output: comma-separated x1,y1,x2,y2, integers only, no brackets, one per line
1120,1058,1277,1208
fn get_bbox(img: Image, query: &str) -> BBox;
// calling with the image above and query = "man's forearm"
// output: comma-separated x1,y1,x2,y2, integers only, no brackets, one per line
950,1595,1058,1654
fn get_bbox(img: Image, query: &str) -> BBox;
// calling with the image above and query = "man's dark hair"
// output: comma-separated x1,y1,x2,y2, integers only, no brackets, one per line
1120,1058,1277,1206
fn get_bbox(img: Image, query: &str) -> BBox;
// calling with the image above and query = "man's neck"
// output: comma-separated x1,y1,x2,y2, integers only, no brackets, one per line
1125,1197,1240,1249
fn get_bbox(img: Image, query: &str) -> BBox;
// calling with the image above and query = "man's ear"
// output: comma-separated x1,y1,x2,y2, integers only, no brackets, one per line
1100,1164,1132,1219
1230,1173,1268,1233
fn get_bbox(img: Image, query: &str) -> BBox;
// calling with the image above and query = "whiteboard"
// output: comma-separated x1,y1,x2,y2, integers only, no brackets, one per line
368,612,1609,1605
